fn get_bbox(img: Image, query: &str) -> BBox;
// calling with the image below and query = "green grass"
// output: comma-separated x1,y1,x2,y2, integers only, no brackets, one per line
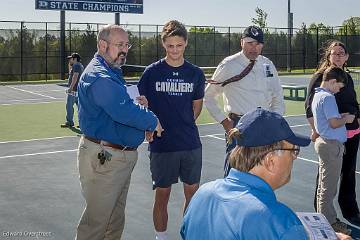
0,99,305,142
0,102,80,142
284,100,305,115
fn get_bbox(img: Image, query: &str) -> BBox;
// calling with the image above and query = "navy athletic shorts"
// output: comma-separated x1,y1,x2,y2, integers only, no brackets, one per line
149,147,202,190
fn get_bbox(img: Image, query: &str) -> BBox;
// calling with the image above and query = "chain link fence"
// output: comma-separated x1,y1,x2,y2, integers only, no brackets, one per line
0,21,359,82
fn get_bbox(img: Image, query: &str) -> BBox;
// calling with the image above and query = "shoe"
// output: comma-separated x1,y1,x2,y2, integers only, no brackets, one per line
345,213,360,225
60,122,74,128
331,220,352,235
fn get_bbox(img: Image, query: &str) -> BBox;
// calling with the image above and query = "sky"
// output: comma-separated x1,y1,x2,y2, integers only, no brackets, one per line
1,0,359,28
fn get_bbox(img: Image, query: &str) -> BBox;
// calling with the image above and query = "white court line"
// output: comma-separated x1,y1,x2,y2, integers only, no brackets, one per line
291,124,309,128
285,114,306,117
0,149,77,159
202,134,225,140
1,136,360,176
198,122,217,126
1,100,64,106
1,147,359,176
297,157,318,164
5,98,50,102
197,114,307,126
200,124,308,141
35,89,65,92
7,86,57,99
3,98,64,103
298,157,360,175
0,123,307,145
143,133,225,144
0,136,78,144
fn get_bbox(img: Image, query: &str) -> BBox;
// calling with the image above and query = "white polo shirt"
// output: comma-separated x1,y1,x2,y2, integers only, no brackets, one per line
204,51,285,122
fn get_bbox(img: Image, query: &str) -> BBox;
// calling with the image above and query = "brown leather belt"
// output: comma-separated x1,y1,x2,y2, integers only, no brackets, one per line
84,136,137,151
228,112,242,119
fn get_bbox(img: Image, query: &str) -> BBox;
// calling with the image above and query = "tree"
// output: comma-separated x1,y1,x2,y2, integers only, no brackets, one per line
251,7,268,30
307,23,333,35
341,17,360,35
188,27,214,33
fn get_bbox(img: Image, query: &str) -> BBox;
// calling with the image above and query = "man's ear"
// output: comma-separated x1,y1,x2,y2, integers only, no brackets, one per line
98,39,107,51
263,153,277,175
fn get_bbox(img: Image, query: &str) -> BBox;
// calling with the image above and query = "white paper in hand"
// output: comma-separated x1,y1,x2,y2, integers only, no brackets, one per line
126,85,140,104
296,212,338,240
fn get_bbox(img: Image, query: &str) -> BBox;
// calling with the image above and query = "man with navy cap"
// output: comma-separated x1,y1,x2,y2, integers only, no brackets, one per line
61,52,84,128
180,108,351,240
204,26,285,176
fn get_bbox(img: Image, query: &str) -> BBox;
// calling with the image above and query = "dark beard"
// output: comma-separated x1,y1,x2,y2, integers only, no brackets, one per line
112,53,127,68
103,47,127,69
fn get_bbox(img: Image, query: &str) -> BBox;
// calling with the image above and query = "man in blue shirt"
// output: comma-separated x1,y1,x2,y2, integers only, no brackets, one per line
181,108,311,240
76,24,161,240
61,52,84,128
137,20,205,240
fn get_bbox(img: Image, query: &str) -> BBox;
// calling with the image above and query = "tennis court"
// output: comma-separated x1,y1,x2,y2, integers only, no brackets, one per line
0,79,359,239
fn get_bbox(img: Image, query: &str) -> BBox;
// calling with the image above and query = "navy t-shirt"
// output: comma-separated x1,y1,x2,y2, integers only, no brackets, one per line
138,59,206,152
68,62,84,91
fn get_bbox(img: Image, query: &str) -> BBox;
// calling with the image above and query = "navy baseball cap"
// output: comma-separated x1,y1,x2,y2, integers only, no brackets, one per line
242,26,264,44
235,108,310,147
67,52,81,61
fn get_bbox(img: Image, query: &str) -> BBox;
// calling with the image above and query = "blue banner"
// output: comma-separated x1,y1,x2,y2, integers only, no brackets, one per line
35,0,143,14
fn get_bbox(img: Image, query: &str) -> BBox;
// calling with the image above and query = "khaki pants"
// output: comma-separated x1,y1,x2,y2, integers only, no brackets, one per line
315,137,344,224
76,137,138,240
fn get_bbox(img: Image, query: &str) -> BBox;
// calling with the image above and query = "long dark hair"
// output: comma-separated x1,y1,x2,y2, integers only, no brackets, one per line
316,40,348,74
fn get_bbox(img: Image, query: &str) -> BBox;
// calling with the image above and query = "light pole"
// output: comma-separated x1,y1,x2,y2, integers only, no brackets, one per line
287,0,293,72
60,10,66,80
115,13,120,25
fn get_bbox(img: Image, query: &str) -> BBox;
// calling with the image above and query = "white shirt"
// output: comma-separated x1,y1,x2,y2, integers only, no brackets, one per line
204,51,285,123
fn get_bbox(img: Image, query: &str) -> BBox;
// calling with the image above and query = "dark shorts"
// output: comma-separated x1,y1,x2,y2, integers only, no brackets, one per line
150,147,202,190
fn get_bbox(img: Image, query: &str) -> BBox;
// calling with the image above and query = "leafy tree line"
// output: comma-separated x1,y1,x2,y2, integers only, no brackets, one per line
0,17,359,81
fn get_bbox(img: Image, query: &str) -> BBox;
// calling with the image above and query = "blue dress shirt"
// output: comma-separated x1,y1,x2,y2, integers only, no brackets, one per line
78,53,158,148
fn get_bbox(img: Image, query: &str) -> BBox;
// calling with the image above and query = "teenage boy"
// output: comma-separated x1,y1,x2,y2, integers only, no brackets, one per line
312,66,355,235
137,20,206,240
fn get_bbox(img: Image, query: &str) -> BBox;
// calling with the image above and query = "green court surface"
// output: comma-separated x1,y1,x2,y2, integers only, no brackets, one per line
0,102,80,142
0,100,304,142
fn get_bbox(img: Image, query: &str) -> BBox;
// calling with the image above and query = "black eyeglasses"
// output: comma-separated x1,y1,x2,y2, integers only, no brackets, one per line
330,52,346,57
273,146,300,157
261,145,300,159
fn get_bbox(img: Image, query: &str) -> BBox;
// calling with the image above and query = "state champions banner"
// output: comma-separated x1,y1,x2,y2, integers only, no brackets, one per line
35,0,143,14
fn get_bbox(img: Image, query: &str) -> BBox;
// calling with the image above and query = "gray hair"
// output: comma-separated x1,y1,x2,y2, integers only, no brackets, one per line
228,128,284,172
97,24,126,43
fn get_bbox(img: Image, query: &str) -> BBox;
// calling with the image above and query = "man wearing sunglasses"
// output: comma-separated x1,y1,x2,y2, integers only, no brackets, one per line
181,108,351,240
